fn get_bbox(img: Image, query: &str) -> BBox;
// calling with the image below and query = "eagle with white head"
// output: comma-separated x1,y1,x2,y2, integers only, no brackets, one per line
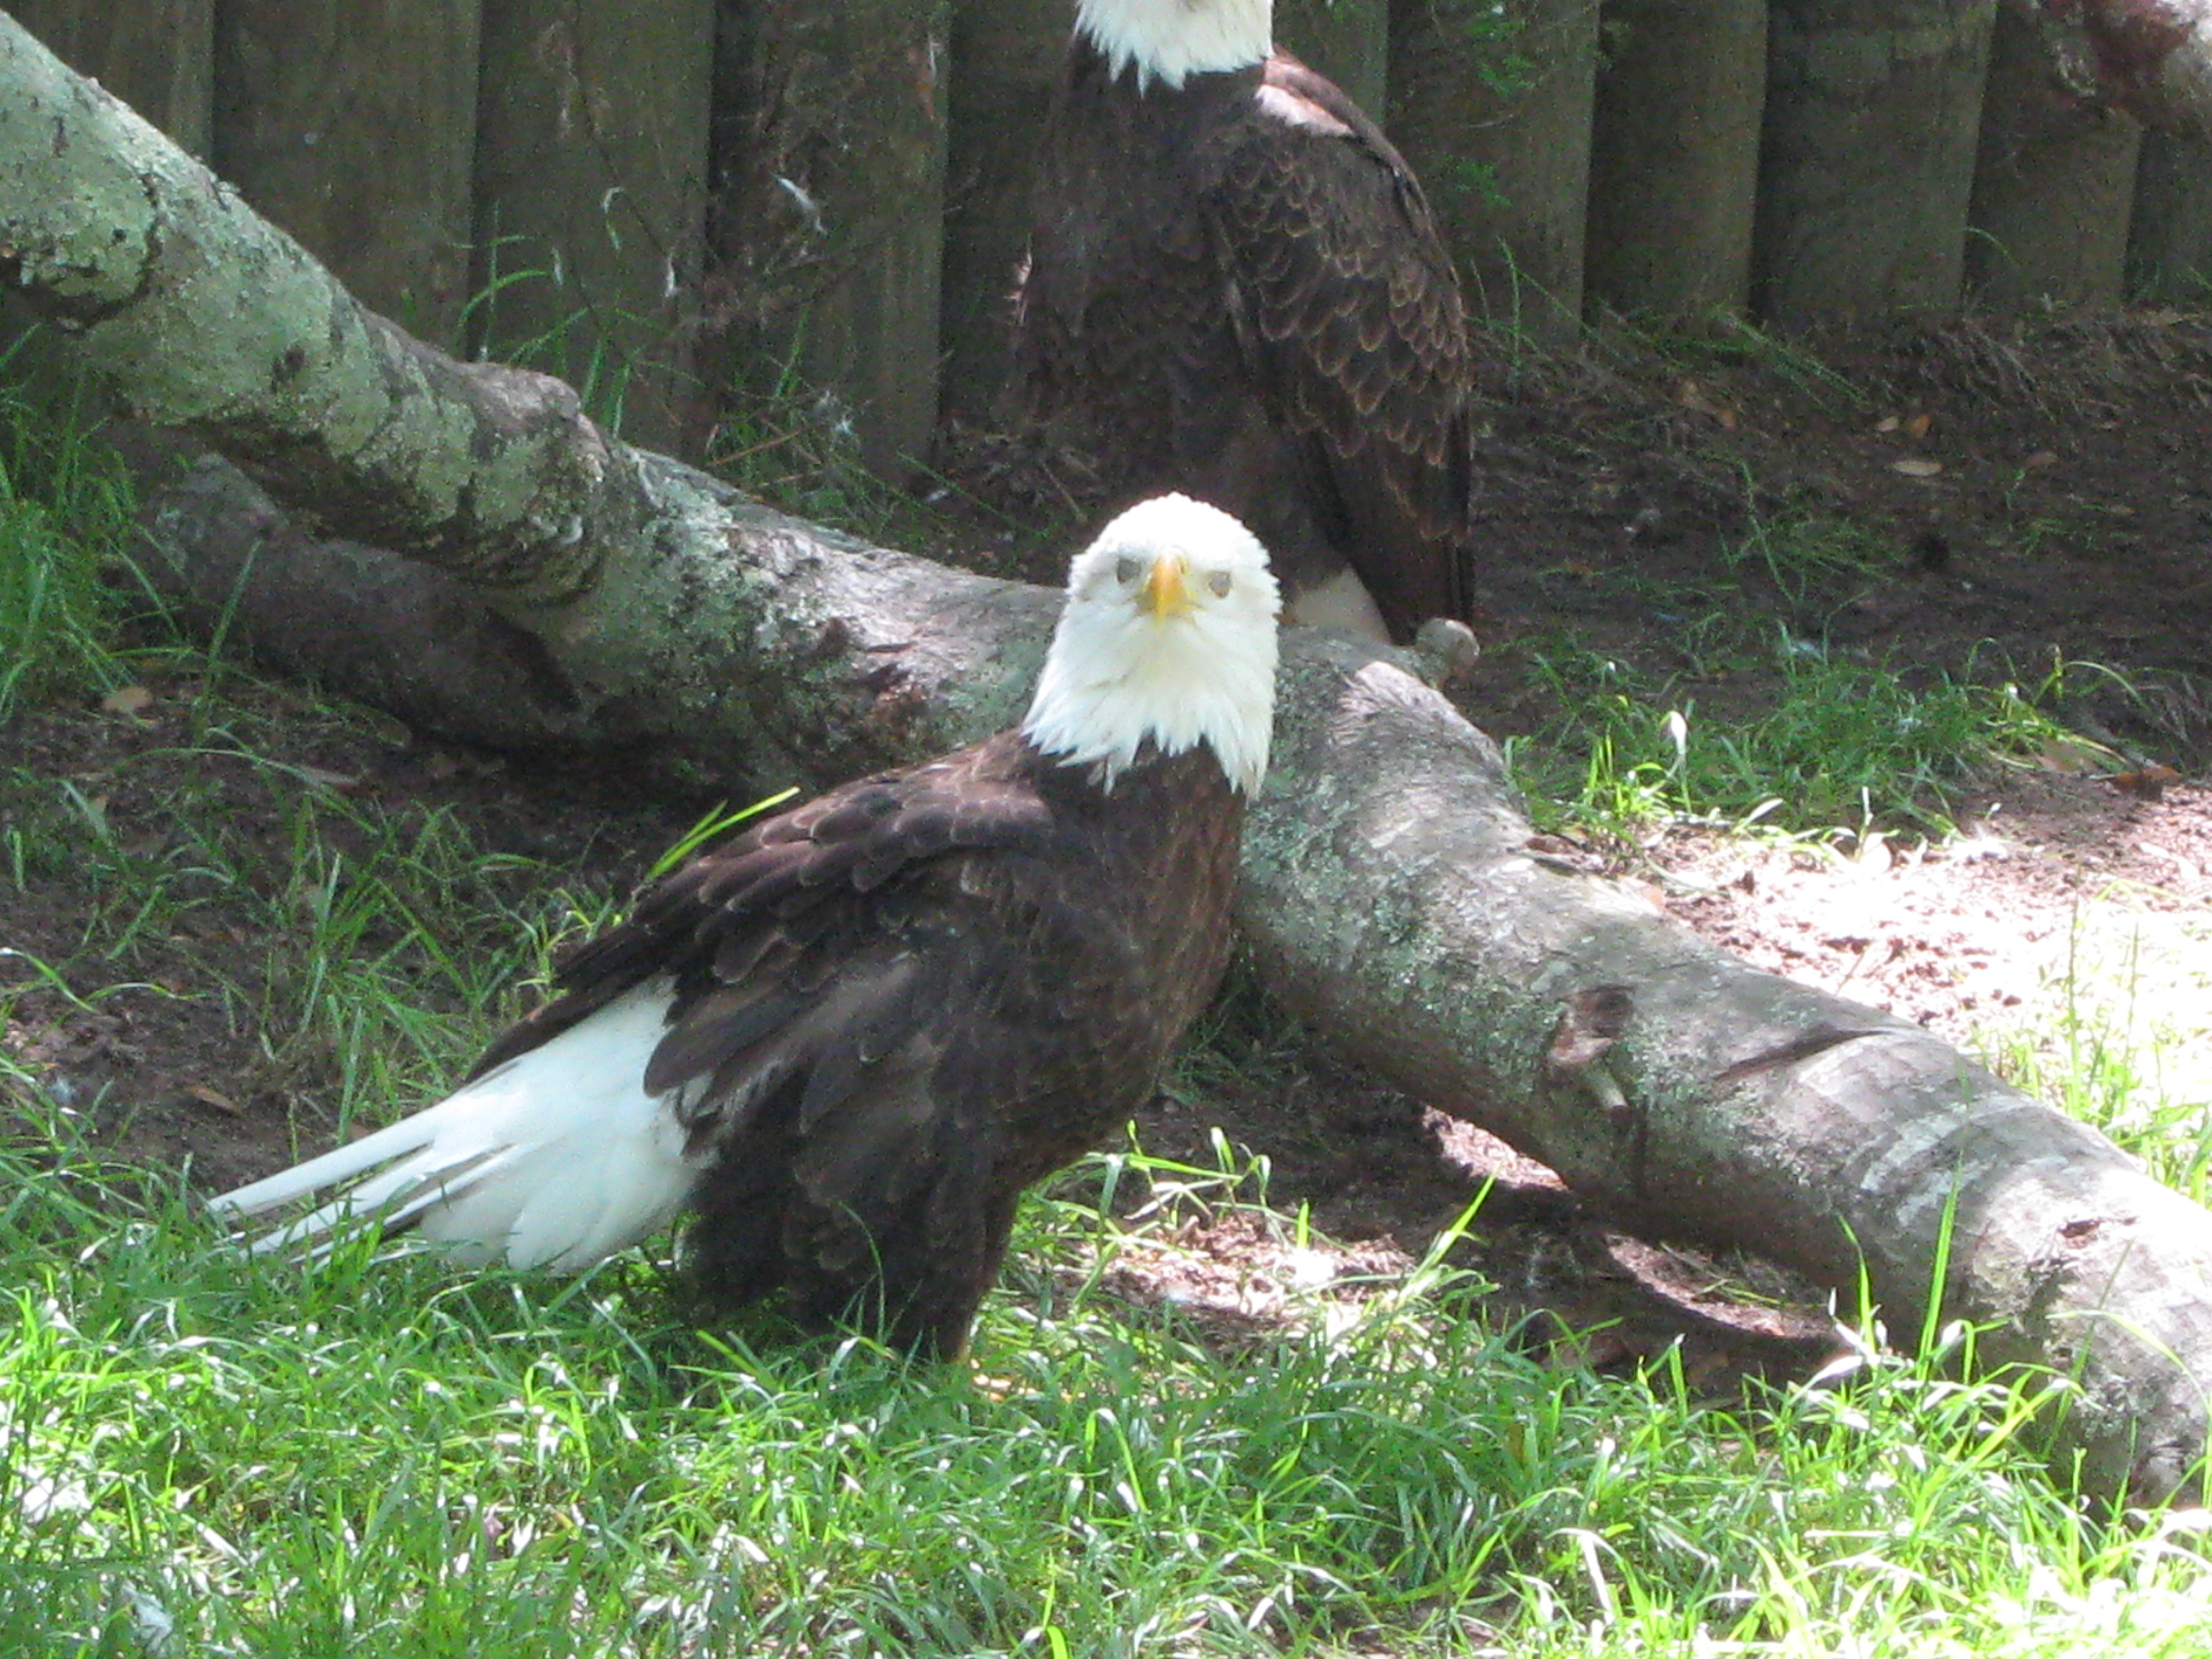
214,495,1280,1357
1016,0,1477,646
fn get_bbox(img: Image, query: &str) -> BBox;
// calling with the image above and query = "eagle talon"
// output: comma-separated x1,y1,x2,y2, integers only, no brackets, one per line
1411,616,1480,688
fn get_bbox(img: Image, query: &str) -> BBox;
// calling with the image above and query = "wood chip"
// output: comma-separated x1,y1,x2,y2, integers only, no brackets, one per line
185,1084,243,1118
297,764,369,795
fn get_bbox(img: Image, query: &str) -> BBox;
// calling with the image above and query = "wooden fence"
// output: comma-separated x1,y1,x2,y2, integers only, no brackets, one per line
15,1,2212,479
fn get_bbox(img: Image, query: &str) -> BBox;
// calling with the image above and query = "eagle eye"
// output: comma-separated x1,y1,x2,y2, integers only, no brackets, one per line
1206,570,1233,598
1115,555,1143,586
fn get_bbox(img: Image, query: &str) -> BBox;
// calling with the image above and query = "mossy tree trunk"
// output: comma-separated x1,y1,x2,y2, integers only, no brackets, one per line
1385,0,1601,343
1966,3,2144,307
212,1,482,349
1584,0,1766,318
9,0,213,155
12,13,2212,1504
1754,0,1999,324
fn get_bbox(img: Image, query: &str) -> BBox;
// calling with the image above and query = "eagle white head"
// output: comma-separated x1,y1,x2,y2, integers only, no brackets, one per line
1023,493,1281,795
1074,0,1273,90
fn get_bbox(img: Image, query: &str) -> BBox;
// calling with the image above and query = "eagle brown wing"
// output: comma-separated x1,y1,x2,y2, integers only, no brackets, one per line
1206,55,1475,634
470,731,1228,1354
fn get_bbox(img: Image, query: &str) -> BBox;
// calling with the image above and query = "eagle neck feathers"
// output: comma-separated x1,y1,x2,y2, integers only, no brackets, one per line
1074,0,1272,91
1020,624,1274,799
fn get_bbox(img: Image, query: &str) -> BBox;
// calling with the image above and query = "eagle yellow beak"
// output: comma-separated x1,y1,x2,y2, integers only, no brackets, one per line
1139,552,1196,619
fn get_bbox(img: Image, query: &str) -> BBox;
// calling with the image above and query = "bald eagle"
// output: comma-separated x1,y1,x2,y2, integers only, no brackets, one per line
212,495,1280,1357
1012,0,1475,645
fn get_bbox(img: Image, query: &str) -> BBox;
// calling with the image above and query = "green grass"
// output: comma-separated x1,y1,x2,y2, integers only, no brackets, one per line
0,364,148,725
1516,649,2073,840
1512,631,2091,840
4,1118,2211,1657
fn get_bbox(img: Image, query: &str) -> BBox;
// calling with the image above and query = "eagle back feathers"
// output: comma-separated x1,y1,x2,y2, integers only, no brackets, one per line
1015,38,1476,640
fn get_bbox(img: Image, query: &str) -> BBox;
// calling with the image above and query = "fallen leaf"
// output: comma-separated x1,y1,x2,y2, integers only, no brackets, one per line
2108,763,2180,801
99,685,155,716
1905,412,1933,440
297,764,369,795
2025,449,2059,469
1889,458,1944,478
2034,734,2118,775
1874,415,1901,433
185,1084,243,1118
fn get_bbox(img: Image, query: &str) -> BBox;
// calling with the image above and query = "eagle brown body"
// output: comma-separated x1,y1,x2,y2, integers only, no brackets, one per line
213,495,1280,1359
477,733,1242,1354
1015,34,1475,642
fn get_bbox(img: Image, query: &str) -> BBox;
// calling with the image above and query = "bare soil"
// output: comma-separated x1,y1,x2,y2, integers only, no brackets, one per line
6,312,2210,1384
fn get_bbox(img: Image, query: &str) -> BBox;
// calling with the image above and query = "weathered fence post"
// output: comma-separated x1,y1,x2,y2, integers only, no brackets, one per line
1966,4,2143,308
1385,0,1602,343
212,3,482,349
1754,0,1999,324
1584,0,1766,319
1279,0,1390,113
713,0,950,482
2128,130,2212,302
9,0,214,154
472,0,714,455
940,0,1066,426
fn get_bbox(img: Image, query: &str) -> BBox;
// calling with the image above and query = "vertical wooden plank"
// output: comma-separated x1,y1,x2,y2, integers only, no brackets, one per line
1385,0,1600,343
1965,4,2141,310
1585,0,1766,319
2127,130,2212,304
212,2,480,346
714,1,950,480
1277,0,1388,114
1754,0,1997,325
10,0,214,154
940,0,1066,423
475,0,714,454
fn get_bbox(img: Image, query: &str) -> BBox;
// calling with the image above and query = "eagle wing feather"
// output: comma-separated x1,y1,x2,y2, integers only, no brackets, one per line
1206,57,1475,633
472,732,1169,1352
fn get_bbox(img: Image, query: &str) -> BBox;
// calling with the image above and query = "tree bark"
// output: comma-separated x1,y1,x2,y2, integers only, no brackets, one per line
1754,1,1999,324
7,14,2212,1503
1967,2,2145,307
9,0,212,156
1385,0,1601,343
1584,0,1766,318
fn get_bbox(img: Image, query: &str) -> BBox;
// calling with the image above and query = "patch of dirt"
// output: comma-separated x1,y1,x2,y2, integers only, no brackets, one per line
7,313,2211,1385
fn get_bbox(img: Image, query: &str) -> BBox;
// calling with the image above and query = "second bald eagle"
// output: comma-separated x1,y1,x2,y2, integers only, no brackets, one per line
1014,0,1477,644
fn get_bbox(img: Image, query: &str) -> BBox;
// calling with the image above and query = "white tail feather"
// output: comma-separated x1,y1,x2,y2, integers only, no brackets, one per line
210,984,702,1273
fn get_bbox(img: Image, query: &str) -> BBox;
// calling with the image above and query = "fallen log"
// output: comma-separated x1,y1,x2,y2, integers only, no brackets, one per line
4,15,2208,1501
